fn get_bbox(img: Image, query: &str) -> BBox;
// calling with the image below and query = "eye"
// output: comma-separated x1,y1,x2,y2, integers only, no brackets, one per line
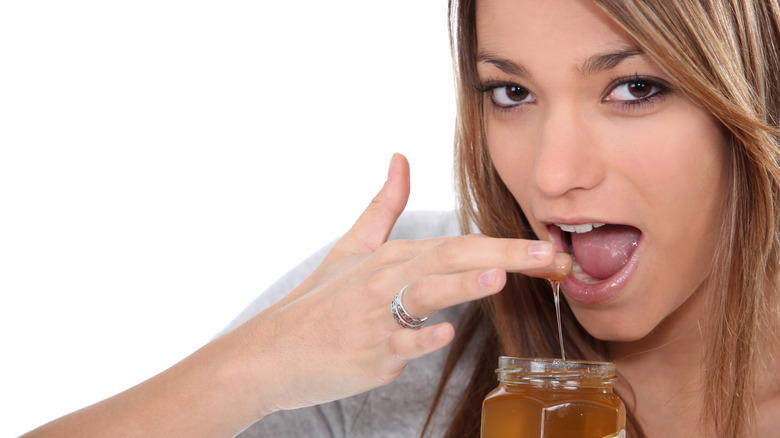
604,77,665,103
489,85,534,108
492,85,533,106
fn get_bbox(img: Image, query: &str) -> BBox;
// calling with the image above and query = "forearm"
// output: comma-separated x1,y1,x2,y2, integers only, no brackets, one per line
22,330,270,438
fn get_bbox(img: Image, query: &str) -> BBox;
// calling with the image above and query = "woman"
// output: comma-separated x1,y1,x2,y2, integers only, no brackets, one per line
436,0,780,436
24,0,780,436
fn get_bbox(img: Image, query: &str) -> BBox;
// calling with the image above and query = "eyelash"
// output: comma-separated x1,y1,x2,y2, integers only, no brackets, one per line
475,75,671,113
475,80,531,114
603,75,670,110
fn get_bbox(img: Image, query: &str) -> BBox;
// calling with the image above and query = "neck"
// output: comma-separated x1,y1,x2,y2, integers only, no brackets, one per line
607,286,710,436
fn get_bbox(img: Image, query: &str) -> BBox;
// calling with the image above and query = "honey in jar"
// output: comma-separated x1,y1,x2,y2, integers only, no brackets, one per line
481,357,626,438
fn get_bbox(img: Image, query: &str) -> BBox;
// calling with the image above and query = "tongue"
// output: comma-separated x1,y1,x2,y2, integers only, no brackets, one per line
570,225,640,280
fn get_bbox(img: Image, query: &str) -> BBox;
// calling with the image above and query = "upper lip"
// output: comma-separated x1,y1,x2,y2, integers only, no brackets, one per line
542,217,611,225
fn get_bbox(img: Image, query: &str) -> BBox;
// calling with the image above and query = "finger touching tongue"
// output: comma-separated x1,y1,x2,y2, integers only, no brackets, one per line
570,225,640,280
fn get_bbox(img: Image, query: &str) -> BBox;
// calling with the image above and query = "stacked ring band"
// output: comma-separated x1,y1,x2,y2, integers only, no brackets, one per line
390,285,429,329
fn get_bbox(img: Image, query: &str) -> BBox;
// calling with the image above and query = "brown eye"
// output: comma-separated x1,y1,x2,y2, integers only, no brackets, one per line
604,77,666,104
506,86,529,101
491,85,533,107
627,81,652,98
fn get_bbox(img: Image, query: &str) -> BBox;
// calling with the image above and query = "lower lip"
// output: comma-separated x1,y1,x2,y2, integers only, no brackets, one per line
548,226,642,306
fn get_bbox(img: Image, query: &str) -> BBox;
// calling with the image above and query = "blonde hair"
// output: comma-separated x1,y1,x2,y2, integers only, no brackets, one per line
425,0,780,436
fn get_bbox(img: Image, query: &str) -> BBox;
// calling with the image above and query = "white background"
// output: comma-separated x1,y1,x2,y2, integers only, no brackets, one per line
0,1,455,435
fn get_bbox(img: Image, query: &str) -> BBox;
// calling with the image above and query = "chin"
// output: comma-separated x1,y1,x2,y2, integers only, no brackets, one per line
572,309,656,343
588,329,649,343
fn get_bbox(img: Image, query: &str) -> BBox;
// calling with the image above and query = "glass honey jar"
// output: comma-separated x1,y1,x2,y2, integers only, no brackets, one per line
481,357,626,438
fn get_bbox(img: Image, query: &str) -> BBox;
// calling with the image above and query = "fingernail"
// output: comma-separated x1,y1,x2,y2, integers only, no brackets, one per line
478,268,498,287
528,242,553,259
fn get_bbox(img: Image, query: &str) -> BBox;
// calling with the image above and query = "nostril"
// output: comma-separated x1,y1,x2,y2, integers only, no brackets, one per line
533,160,605,197
533,166,577,197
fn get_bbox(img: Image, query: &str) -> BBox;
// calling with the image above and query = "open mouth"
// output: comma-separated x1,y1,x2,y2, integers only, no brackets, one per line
552,223,641,285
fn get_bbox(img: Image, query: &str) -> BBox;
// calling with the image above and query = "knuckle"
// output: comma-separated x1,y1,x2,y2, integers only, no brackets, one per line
387,332,405,357
372,239,409,264
502,239,521,262
435,237,467,265
364,266,395,295
373,239,399,258
413,331,429,352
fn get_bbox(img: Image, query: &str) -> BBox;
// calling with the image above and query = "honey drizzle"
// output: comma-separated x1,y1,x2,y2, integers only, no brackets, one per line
548,280,566,360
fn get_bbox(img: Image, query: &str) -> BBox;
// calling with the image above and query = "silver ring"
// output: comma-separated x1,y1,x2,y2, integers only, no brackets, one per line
390,285,428,329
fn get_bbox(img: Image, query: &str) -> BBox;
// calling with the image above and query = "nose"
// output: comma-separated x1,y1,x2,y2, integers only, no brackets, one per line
531,104,605,197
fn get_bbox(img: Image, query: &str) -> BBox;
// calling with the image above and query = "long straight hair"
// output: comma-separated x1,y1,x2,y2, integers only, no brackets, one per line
423,0,780,436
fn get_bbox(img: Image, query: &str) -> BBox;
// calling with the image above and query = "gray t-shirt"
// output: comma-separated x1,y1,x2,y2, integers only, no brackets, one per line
221,211,487,437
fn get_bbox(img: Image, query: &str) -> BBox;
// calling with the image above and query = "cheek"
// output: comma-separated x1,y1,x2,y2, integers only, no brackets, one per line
654,116,728,280
626,132,724,193
617,108,728,228
613,109,728,319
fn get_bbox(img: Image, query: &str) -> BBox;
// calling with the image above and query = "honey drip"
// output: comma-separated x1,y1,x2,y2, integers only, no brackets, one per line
548,280,566,360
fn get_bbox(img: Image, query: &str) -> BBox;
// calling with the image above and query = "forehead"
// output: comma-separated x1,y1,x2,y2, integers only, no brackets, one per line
476,0,638,66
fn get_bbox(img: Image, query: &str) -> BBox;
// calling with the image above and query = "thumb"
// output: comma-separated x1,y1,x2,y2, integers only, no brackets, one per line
333,153,410,256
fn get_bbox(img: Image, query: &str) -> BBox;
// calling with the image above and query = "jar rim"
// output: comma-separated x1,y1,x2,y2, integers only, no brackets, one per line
498,356,615,372
496,356,617,387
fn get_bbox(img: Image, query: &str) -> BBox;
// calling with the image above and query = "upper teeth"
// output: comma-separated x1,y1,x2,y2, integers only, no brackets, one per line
556,223,605,233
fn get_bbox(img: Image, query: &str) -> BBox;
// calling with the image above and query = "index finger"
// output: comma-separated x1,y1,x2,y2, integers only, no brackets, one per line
408,235,572,279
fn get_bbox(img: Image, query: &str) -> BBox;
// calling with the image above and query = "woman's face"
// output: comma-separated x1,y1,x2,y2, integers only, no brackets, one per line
476,0,729,341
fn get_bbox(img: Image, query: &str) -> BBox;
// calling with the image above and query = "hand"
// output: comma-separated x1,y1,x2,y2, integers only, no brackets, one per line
20,154,571,438
239,153,571,416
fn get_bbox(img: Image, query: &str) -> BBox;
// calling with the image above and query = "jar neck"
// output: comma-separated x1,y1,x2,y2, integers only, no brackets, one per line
496,356,617,389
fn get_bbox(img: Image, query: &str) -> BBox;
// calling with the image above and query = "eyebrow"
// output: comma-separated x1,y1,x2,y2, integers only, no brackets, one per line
478,52,531,78
580,48,644,76
477,47,645,79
